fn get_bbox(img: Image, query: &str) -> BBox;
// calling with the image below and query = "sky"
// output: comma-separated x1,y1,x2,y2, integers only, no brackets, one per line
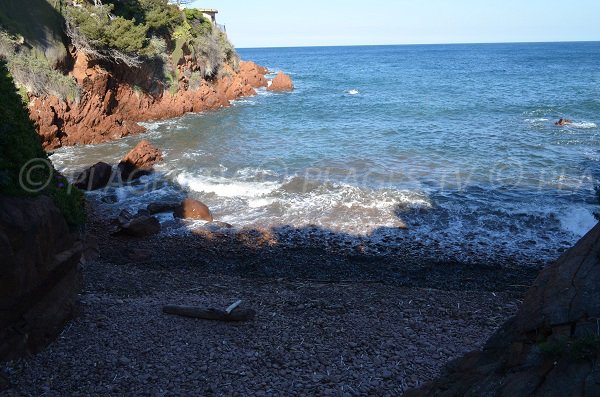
189,0,600,48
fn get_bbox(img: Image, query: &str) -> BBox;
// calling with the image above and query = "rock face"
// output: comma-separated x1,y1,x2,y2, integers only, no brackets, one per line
268,71,294,92
118,140,163,182
174,198,213,222
29,53,270,149
0,195,82,361
74,161,113,191
239,61,269,89
405,222,600,397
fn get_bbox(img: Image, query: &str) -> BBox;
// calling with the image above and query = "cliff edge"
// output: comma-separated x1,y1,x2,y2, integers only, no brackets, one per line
0,0,275,149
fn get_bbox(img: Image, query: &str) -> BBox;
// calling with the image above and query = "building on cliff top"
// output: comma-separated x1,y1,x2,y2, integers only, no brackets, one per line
196,8,226,32
197,8,218,24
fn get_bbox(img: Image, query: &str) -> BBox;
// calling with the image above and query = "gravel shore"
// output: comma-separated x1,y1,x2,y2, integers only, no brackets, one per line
1,204,542,396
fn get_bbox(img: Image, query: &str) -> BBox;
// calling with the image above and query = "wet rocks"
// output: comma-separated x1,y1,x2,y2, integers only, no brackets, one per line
74,162,113,191
114,209,161,238
268,72,294,92
174,199,213,222
147,202,181,215
118,140,163,182
555,118,573,126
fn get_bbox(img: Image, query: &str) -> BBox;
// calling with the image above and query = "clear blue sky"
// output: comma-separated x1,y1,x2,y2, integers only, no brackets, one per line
190,0,600,48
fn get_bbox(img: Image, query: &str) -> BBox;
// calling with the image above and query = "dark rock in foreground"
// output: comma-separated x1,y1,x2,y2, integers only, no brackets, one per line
114,209,161,238
74,162,113,191
406,222,600,397
0,195,82,362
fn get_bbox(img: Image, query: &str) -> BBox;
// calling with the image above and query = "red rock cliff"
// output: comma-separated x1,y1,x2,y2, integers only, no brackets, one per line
28,51,270,149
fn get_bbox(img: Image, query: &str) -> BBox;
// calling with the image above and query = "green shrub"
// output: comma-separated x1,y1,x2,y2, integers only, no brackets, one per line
65,3,148,55
7,52,79,102
184,8,212,37
0,60,84,226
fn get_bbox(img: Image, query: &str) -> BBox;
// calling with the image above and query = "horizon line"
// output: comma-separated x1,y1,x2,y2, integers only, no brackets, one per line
236,39,600,50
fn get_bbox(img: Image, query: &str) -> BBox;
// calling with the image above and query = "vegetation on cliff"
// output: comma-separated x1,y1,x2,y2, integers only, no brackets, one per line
0,61,84,225
0,0,240,102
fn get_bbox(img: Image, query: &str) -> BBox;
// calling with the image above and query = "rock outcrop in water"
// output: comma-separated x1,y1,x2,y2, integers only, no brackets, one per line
405,222,600,396
118,139,163,182
74,161,113,191
555,118,573,126
268,71,294,92
174,198,213,222
0,195,83,361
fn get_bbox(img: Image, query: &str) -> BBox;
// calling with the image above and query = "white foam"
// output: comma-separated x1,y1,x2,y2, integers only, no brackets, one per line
559,207,597,237
347,89,360,95
175,172,280,198
571,122,598,129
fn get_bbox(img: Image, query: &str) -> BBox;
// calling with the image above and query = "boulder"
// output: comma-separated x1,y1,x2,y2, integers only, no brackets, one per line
555,118,573,126
114,209,161,237
118,140,163,182
119,215,161,237
268,72,294,92
0,195,82,361
174,198,213,222
405,222,600,397
147,201,181,215
74,162,113,191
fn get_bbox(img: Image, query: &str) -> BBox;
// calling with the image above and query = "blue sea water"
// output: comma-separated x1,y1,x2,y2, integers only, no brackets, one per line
52,42,600,265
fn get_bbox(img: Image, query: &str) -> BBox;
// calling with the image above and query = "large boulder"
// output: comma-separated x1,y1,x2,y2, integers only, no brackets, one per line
268,72,294,92
114,209,161,237
74,161,113,191
174,198,213,222
0,195,82,361
118,140,163,182
405,223,600,397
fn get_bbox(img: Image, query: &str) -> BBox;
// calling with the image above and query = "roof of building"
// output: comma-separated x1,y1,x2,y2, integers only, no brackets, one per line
196,8,218,14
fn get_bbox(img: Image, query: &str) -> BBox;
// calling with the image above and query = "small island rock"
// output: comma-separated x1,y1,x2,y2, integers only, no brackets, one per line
268,72,294,92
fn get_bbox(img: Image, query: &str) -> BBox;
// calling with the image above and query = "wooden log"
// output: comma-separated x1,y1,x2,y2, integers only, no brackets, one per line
163,305,256,322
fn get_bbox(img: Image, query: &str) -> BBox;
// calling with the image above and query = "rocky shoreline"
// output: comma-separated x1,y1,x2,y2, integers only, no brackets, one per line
0,199,541,396
28,52,292,149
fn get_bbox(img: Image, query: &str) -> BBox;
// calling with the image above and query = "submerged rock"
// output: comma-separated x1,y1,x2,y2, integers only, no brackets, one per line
268,72,294,92
74,161,113,191
555,118,573,126
118,140,163,182
405,222,600,397
174,198,213,222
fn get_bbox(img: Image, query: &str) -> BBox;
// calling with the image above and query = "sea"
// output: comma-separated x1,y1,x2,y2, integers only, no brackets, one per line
51,42,600,266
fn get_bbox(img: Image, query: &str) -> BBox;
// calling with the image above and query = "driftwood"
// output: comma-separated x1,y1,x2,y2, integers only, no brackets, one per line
163,303,255,322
